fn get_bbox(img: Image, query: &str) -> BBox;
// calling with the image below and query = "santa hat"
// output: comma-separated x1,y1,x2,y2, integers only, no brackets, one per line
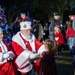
54,25,60,30
20,21,32,30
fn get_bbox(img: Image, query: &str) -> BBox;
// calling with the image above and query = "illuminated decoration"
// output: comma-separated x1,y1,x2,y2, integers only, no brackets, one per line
0,6,11,45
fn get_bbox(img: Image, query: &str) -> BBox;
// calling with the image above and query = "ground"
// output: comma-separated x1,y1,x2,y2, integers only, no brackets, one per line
55,49,74,75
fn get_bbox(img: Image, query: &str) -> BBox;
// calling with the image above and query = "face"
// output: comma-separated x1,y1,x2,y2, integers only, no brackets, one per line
0,30,3,41
22,29,31,36
21,13,26,19
54,15,60,20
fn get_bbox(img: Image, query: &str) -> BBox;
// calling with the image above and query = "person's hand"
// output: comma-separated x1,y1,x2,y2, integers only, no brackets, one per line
7,51,15,60
3,53,10,59
7,54,14,60
29,54,43,62
29,53,40,59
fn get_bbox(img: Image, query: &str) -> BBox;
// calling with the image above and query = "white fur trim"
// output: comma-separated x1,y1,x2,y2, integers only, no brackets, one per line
12,32,27,50
15,50,32,68
12,32,36,52
20,21,32,30
38,45,47,54
18,64,32,72
0,53,3,62
29,53,40,59
0,53,7,64
20,32,36,52
55,37,59,41
0,41,8,53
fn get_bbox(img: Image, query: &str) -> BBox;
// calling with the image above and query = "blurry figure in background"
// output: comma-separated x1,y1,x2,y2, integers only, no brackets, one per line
54,25,65,54
38,39,57,75
69,15,75,21
0,27,15,75
43,23,49,40
69,15,75,30
20,12,29,21
49,12,62,40
12,17,21,35
32,20,43,41
72,18,75,30
66,21,75,56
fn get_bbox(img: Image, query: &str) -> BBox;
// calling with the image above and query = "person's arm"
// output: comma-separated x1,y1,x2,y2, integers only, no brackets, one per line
12,40,41,67
28,55,43,62
0,47,4,62
35,39,47,54
0,46,10,62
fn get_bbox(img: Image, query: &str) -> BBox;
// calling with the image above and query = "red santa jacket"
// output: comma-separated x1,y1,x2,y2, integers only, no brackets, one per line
12,32,46,73
0,40,14,66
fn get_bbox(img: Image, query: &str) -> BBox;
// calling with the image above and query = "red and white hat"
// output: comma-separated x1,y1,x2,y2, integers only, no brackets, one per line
20,21,32,30
54,25,60,30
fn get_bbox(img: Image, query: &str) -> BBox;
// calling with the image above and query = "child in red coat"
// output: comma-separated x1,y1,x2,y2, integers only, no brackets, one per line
54,25,65,53
0,27,16,75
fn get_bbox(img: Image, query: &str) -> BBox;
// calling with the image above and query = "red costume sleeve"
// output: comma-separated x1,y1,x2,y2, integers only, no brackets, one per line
0,47,2,52
12,41,24,56
35,39,43,52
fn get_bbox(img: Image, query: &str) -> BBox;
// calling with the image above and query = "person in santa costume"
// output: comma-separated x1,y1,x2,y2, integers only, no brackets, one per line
12,21,47,75
0,27,16,75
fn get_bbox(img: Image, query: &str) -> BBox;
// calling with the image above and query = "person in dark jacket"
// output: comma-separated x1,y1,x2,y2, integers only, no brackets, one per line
12,17,21,35
32,20,43,41
49,12,62,40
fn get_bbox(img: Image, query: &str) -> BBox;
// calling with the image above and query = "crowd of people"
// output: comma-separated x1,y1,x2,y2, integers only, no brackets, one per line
0,6,75,75
0,11,58,75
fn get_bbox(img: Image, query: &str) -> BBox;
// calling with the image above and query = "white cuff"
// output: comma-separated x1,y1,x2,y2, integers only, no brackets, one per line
0,53,3,62
29,53,40,59
16,50,32,68
38,45,46,54
3,53,9,59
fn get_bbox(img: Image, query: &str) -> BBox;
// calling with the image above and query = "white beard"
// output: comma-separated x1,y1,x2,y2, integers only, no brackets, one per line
23,33,32,40
24,33,33,43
